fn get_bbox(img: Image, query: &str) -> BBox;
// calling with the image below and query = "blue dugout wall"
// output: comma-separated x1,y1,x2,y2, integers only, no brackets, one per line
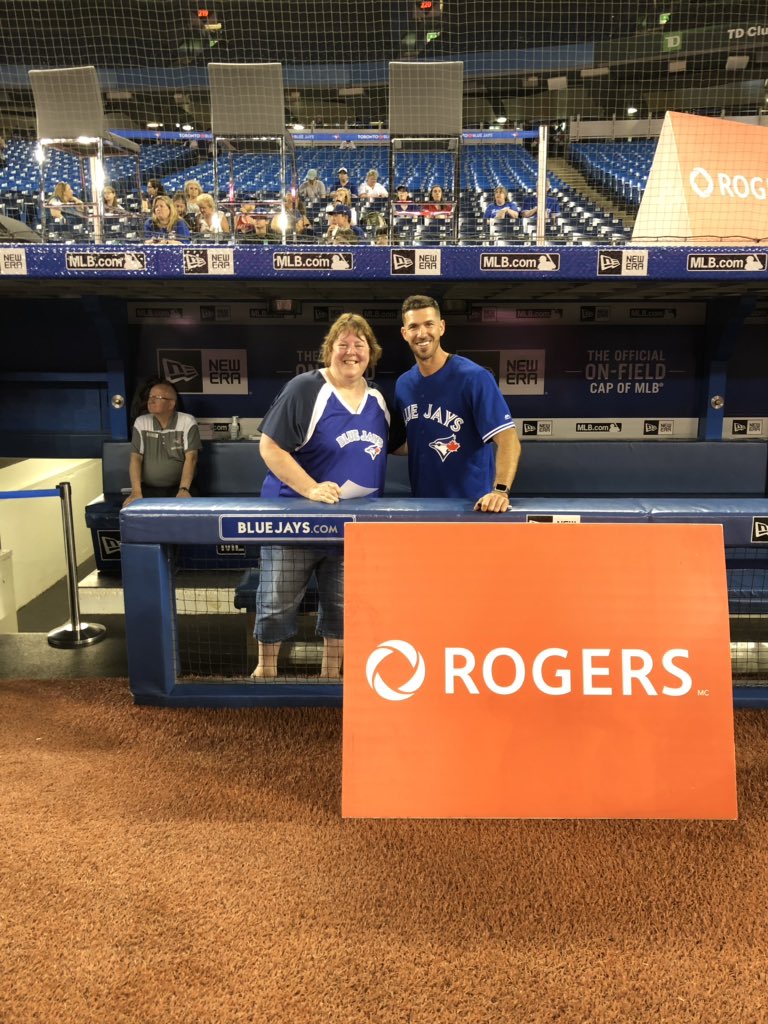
0,242,767,462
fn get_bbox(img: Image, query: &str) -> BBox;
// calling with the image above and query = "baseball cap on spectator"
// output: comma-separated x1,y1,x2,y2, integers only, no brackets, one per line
396,184,408,192
307,169,318,179
332,204,351,217
338,166,348,173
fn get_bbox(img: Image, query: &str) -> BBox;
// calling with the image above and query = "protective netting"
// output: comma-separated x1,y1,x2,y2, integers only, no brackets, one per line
1,1,767,244
174,548,338,682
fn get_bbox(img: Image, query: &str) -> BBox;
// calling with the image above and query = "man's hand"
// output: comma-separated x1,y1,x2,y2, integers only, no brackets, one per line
307,481,342,504
122,491,141,508
473,491,510,514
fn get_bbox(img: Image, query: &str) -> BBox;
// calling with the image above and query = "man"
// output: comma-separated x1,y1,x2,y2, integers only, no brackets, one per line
325,203,364,242
123,380,201,505
298,168,326,203
333,166,357,196
395,295,521,513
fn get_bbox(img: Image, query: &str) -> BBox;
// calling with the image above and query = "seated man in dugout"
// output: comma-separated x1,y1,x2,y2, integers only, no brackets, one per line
123,380,201,505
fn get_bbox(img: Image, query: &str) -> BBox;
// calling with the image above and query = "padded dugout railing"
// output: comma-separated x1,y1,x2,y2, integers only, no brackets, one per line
120,497,768,710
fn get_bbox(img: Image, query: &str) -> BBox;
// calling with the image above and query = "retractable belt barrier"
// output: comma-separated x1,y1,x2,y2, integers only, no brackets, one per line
0,482,106,648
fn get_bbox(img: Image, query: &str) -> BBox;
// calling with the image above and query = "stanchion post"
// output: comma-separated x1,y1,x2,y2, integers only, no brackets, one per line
47,480,106,648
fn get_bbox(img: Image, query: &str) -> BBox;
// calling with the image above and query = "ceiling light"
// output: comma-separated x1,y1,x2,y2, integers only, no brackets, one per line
146,121,163,129
580,67,610,78
547,76,568,91
181,124,194,131
495,116,508,124
669,60,687,73
725,55,750,70
627,106,638,115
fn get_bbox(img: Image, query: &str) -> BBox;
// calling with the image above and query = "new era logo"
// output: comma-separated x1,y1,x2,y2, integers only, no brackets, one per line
391,250,416,274
752,518,768,542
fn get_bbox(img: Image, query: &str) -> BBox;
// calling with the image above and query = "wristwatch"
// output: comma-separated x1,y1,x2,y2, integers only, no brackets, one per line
494,483,510,494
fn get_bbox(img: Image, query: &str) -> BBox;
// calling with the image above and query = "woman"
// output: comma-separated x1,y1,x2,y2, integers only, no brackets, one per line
270,191,311,237
172,191,197,230
144,194,191,242
183,178,203,218
196,193,230,236
102,185,124,214
325,186,357,225
483,185,519,221
142,177,166,213
252,313,394,680
421,184,453,219
49,181,85,221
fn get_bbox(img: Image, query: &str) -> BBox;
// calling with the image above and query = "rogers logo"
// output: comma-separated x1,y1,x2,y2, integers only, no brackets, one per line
366,640,426,701
364,644,694,699
689,166,768,201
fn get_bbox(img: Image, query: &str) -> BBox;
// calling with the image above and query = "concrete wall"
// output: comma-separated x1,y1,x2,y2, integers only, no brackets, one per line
0,459,102,615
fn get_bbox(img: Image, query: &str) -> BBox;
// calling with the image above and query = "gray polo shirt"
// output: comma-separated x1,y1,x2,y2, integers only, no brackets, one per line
131,411,201,489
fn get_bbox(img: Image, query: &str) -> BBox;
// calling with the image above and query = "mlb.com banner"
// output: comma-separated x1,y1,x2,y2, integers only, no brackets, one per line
342,523,736,819
632,111,768,244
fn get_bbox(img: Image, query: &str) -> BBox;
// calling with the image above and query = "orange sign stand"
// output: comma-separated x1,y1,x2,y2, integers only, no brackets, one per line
342,523,737,819
632,110,768,244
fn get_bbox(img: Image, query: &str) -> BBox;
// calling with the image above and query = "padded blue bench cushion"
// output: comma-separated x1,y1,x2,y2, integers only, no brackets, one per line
100,438,768,502
98,439,412,501
512,441,767,497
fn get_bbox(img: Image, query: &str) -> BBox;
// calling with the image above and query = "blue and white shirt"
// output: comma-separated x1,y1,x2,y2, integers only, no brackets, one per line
260,369,391,499
394,354,515,499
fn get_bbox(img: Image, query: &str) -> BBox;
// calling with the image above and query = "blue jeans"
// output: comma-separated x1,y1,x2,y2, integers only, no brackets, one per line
254,544,344,643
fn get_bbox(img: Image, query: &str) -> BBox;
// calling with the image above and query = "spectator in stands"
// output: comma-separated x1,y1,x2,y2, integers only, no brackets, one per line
324,204,364,243
144,194,191,242
184,179,203,217
102,185,124,214
393,184,418,217
332,167,357,196
271,192,312,237
361,209,387,239
326,187,358,225
142,178,166,213
49,181,85,221
196,193,231,236
395,294,521,512
520,188,561,225
172,191,198,230
483,185,519,221
123,379,201,506
251,313,396,680
359,168,388,199
0,136,6,168
299,168,326,203
236,205,280,242
421,184,453,219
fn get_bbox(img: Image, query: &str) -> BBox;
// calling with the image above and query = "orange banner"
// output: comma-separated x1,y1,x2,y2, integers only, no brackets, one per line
342,523,737,819
632,111,768,244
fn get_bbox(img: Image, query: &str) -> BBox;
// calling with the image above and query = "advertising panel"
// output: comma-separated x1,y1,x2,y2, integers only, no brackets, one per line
342,523,737,819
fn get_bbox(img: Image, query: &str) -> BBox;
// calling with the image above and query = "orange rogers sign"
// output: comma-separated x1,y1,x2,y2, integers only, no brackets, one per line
342,522,737,820
632,110,768,244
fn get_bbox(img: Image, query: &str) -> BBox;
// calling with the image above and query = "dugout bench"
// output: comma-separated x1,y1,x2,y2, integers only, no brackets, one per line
87,437,768,572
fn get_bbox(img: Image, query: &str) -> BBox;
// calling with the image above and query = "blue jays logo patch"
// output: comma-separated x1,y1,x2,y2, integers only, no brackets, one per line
429,435,461,462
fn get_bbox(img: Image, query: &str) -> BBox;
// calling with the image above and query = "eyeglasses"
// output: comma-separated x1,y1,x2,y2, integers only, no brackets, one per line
148,394,174,402
334,341,368,352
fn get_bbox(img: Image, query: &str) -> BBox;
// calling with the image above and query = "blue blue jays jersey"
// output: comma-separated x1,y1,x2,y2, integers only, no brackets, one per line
260,369,390,499
394,354,515,499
